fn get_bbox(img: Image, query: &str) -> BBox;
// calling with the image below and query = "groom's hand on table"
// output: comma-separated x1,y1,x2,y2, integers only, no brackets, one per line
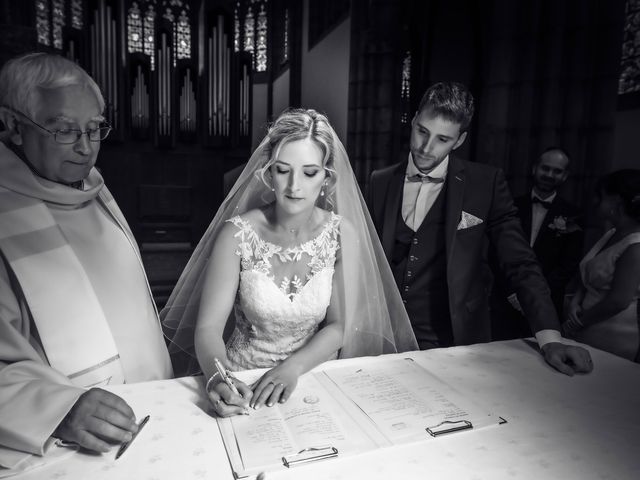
207,378,252,417
541,342,593,376
251,363,301,410
54,388,139,453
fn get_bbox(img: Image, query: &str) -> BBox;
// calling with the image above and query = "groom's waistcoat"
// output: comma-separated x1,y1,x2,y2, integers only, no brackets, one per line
390,182,453,350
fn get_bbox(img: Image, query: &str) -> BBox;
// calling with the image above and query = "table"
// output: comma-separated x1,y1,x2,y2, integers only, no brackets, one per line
12,340,640,480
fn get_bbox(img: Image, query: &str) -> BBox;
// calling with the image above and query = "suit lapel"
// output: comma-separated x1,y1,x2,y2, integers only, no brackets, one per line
520,196,533,241
445,157,466,264
381,163,405,261
533,196,560,247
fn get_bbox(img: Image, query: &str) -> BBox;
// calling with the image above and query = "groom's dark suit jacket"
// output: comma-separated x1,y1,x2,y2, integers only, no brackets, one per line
367,156,560,346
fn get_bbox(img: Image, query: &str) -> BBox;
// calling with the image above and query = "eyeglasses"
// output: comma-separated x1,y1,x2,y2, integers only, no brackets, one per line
9,108,112,145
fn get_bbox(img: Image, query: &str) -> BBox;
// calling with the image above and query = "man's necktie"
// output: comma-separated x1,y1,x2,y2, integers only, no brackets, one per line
406,173,445,184
406,174,444,230
532,197,553,209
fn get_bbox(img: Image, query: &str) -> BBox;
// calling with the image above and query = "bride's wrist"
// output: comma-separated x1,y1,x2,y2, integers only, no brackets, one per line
205,372,223,393
279,357,304,377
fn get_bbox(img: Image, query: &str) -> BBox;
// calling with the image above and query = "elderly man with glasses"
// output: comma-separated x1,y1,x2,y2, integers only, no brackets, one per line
0,53,172,473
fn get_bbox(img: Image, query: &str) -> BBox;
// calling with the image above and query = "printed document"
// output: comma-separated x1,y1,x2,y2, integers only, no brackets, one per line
218,357,500,477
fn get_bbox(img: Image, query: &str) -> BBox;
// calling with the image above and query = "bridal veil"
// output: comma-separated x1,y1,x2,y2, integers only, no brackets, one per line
162,110,417,372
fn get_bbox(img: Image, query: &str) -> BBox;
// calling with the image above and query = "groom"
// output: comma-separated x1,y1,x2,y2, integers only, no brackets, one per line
367,82,592,375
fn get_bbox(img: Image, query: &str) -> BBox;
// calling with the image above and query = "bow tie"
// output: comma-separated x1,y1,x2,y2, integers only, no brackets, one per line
406,174,445,184
532,197,553,209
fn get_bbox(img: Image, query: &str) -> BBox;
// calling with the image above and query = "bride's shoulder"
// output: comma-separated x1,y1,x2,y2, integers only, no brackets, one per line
333,213,354,240
225,208,266,231
315,208,341,227
240,207,268,223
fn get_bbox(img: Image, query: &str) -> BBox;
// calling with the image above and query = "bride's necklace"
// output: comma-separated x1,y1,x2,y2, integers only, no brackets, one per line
281,211,315,237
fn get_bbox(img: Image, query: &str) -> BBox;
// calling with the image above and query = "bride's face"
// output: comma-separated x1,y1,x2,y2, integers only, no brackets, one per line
271,138,326,215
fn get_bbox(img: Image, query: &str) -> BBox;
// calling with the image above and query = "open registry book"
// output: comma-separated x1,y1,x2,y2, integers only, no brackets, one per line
217,357,503,478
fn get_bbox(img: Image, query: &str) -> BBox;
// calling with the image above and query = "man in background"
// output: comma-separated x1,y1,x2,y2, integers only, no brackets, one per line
491,148,583,339
0,53,172,473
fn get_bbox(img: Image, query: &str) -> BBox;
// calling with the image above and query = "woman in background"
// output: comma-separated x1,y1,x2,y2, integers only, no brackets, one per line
563,169,640,362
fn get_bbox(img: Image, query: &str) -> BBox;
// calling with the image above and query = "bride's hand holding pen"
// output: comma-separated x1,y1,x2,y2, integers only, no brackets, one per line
206,358,252,417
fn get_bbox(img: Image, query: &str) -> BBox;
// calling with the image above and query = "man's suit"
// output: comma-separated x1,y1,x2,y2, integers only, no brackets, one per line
490,193,583,339
515,194,583,309
367,156,560,347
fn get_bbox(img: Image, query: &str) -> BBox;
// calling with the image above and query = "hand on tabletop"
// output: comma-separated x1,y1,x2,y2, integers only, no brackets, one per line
54,388,138,453
250,362,302,410
541,342,593,376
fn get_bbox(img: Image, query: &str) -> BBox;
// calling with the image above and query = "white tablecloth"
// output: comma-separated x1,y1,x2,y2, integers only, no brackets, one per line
11,340,640,480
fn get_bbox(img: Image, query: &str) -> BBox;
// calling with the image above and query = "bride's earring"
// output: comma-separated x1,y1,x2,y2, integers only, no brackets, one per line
320,181,328,197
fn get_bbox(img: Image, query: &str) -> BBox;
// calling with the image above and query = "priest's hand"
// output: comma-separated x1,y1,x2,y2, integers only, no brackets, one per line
541,342,593,376
54,388,138,453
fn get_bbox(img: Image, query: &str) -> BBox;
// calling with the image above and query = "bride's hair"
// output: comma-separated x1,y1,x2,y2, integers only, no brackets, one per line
258,109,338,209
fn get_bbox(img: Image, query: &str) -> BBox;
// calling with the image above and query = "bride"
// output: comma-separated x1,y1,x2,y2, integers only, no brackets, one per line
162,109,417,416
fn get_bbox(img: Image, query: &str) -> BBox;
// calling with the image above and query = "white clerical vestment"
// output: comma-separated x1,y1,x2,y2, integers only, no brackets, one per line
0,141,172,473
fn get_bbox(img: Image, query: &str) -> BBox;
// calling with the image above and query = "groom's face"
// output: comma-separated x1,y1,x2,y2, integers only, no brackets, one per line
410,107,467,173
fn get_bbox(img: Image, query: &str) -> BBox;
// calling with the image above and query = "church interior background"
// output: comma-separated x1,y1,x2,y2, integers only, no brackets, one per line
0,0,639,307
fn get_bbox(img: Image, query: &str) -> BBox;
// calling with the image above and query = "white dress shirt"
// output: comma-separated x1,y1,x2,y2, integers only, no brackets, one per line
530,190,556,246
402,154,448,231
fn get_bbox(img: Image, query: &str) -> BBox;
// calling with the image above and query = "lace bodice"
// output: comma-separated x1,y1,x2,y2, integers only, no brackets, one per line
225,212,341,370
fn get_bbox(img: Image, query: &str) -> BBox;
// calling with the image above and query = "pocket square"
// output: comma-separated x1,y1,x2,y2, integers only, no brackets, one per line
457,211,483,230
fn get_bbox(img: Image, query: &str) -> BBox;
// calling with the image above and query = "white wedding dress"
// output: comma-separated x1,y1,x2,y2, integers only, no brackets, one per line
572,229,640,361
225,212,342,370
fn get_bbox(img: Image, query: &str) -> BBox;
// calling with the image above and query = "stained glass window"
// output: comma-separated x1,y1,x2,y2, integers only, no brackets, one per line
128,1,191,68
400,50,411,123
36,0,52,46
128,2,144,53
255,2,267,72
52,0,66,50
176,9,191,61
239,0,269,72
619,0,640,94
234,2,240,53
283,8,289,63
162,6,175,22
244,7,255,55
35,0,68,49
158,0,191,65
144,4,156,70
71,0,83,30
271,0,288,69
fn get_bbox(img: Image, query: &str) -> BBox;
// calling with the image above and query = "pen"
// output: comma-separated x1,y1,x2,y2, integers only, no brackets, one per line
115,415,150,460
214,357,240,396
